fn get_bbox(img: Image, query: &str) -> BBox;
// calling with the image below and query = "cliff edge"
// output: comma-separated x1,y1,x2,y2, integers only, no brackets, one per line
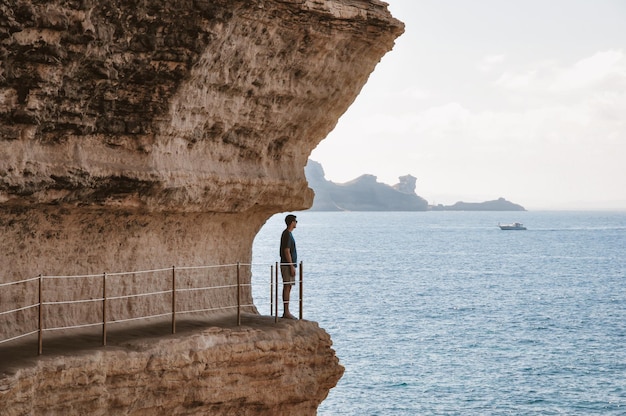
0,315,343,416
0,1,403,414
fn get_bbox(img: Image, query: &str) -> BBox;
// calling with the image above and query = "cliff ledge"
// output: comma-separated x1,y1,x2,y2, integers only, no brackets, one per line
0,315,343,416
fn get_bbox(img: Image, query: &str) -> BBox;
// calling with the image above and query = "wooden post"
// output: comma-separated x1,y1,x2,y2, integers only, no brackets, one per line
236,262,241,326
38,274,43,355
299,262,303,320
102,273,107,346
172,266,176,334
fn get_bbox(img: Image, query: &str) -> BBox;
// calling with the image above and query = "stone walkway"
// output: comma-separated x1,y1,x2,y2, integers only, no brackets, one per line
0,312,289,376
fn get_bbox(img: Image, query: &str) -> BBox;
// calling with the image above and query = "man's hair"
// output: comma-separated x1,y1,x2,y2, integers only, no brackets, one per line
285,214,297,226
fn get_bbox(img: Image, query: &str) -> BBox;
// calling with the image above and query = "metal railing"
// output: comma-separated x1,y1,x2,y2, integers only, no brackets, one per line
0,261,303,355
270,262,304,323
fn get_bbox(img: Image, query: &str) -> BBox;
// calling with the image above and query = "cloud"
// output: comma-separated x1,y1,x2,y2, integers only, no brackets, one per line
551,50,625,91
493,61,558,90
494,49,626,93
413,102,470,132
476,54,506,72
399,86,431,100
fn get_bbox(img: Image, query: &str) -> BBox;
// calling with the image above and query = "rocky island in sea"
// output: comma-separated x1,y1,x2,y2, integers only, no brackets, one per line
430,198,526,211
306,160,429,211
306,160,526,211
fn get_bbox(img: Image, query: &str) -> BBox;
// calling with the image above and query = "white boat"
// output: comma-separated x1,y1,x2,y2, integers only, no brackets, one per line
498,222,527,230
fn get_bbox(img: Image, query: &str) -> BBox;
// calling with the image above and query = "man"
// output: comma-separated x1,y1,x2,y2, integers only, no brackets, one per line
279,214,298,319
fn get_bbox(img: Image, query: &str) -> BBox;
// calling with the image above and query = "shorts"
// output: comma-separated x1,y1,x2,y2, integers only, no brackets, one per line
280,264,296,285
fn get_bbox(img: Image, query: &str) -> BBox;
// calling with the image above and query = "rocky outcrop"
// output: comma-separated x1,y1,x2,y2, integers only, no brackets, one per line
392,174,418,195
305,160,428,211
0,0,402,277
431,197,526,211
0,0,403,414
306,161,526,212
0,316,344,416
0,0,402,322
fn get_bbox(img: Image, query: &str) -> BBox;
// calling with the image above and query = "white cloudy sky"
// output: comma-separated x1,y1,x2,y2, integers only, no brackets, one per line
309,0,626,210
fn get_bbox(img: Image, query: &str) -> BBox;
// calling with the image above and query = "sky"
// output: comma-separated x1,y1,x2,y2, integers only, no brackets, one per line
309,0,626,210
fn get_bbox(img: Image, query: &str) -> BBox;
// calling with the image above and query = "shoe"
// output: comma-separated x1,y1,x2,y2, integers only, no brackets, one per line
282,313,297,320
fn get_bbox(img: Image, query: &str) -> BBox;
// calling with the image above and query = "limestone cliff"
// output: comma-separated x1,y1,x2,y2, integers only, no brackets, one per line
0,316,343,416
0,0,403,322
0,0,403,414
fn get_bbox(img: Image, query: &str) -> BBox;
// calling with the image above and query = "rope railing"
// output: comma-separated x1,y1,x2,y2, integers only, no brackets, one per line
0,261,303,355
0,276,41,287
0,304,39,316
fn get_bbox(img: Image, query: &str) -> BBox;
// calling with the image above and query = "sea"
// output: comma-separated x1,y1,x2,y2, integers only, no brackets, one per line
251,211,626,416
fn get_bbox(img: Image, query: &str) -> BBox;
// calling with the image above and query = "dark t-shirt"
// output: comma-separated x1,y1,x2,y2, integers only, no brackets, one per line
280,229,297,266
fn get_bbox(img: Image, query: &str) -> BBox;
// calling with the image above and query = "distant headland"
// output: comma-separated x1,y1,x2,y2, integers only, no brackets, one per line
305,160,526,211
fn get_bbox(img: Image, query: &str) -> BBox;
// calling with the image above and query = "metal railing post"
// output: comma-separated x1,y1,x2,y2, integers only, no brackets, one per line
274,262,279,323
270,264,274,316
299,261,303,320
236,262,241,326
172,265,176,334
102,273,107,346
38,274,43,355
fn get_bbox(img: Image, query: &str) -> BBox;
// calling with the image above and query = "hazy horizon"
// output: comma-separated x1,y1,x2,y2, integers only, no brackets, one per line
310,0,626,211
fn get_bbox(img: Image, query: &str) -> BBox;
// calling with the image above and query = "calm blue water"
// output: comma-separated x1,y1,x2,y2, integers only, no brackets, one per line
252,211,626,415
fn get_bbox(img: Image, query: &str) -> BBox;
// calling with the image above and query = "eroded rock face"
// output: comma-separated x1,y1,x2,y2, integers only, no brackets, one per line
1,0,402,212
0,0,402,298
0,316,344,416
0,0,402,413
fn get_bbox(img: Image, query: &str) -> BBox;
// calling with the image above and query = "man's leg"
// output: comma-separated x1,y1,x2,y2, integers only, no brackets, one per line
280,265,296,319
282,284,294,319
